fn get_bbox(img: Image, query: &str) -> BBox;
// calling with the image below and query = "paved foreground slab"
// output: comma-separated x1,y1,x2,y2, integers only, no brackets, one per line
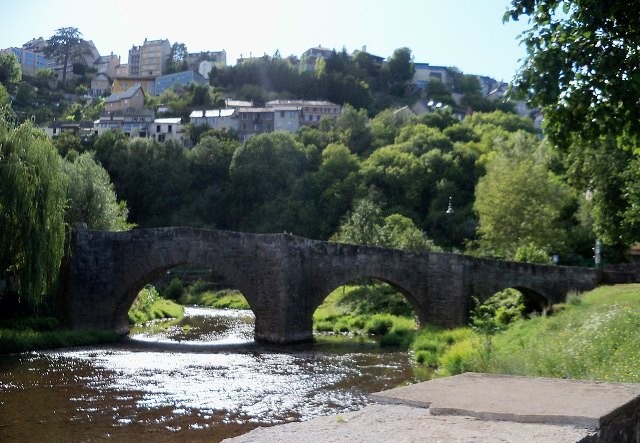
224,373,640,443
371,372,640,428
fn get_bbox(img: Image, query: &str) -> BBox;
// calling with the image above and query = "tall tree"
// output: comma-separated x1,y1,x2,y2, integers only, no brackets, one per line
44,27,90,84
384,47,415,94
474,133,571,260
63,152,132,231
167,42,188,74
0,118,67,308
505,1,640,251
0,52,21,87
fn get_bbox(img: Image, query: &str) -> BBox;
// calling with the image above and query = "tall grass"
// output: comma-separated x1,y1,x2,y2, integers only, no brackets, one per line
433,284,640,383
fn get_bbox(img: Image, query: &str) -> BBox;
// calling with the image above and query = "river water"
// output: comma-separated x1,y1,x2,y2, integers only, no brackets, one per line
0,307,428,442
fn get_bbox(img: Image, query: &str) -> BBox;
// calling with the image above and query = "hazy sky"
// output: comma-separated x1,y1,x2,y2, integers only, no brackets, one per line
1,0,530,81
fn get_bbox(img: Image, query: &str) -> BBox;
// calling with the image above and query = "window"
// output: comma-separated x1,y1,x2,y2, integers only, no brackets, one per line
156,125,161,133
242,113,248,120
168,125,172,133
287,122,292,130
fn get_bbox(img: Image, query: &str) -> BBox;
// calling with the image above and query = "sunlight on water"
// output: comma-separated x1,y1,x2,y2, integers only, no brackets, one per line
0,307,425,442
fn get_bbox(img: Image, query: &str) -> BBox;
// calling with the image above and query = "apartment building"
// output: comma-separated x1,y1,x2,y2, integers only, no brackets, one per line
128,39,171,77
152,117,185,143
1,46,47,76
299,46,334,72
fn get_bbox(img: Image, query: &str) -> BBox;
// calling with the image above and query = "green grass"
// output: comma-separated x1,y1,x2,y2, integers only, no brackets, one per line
432,284,640,383
178,288,250,310
313,284,418,347
0,319,120,354
128,285,185,324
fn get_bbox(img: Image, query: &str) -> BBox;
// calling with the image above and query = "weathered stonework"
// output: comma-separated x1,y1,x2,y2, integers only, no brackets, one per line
60,227,602,344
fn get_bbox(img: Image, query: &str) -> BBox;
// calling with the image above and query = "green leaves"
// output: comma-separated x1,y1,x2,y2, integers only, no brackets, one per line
506,0,640,249
0,120,67,307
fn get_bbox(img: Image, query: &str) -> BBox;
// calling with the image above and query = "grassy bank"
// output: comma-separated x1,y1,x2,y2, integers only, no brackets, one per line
313,284,417,347
128,285,185,324
178,288,250,310
424,284,640,383
0,317,120,354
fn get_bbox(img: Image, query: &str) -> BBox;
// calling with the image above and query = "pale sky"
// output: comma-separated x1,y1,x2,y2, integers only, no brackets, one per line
0,0,530,82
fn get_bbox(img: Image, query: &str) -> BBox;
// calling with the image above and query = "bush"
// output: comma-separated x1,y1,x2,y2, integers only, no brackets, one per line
365,314,395,335
411,327,474,368
162,277,184,300
438,339,478,376
470,289,526,334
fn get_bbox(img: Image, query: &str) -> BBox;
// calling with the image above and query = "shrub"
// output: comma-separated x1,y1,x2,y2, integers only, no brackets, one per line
162,277,184,300
438,339,478,376
365,314,395,335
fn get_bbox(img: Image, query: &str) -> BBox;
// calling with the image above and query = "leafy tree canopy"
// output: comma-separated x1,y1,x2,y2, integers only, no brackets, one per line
506,0,640,148
0,52,21,86
44,27,91,84
63,152,133,231
506,0,640,249
0,119,67,307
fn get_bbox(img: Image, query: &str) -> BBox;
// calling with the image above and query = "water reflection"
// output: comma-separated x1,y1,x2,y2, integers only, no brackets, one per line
0,307,427,442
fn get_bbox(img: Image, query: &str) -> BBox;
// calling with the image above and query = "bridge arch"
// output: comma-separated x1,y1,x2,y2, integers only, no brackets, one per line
111,258,257,335
311,275,421,322
472,285,551,316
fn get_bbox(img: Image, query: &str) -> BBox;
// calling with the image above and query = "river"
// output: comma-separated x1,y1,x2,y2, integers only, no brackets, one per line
0,307,428,442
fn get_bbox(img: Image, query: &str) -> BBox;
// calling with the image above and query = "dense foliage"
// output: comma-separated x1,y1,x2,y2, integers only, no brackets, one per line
506,0,640,254
0,112,131,312
57,107,597,264
0,119,67,308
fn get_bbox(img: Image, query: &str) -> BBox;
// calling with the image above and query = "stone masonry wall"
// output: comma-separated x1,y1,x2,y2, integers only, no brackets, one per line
63,228,604,343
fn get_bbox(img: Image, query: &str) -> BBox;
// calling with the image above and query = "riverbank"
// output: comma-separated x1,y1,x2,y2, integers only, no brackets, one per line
443,283,640,382
0,317,120,353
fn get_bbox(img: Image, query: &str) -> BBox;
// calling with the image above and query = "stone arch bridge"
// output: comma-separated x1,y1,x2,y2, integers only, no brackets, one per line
60,227,601,344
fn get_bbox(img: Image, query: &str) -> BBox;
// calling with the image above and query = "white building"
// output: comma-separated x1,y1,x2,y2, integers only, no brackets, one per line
152,117,185,144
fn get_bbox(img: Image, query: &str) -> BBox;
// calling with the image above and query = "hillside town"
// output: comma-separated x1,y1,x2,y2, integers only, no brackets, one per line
2,33,531,145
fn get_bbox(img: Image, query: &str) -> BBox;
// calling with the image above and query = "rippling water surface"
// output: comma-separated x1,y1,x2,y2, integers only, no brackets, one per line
0,307,427,442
